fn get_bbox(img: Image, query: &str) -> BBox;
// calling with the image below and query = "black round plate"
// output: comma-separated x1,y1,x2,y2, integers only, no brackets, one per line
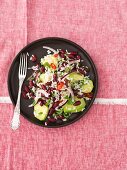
8,37,98,128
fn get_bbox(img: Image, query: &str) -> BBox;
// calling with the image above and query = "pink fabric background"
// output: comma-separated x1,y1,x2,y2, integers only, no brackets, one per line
0,0,127,169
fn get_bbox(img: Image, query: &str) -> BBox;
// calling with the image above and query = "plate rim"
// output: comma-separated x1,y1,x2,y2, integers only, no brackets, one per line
7,37,98,128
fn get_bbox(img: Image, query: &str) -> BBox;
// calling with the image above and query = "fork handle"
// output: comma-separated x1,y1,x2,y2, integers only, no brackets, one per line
11,80,23,130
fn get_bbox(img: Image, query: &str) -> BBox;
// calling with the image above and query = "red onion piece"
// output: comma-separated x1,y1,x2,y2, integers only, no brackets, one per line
66,86,74,101
58,99,68,107
36,89,49,98
28,65,39,71
69,59,80,64
43,46,57,53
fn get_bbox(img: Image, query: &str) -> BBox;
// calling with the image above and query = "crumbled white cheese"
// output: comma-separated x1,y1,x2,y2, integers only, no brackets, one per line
63,118,67,121
26,93,31,99
51,81,57,88
36,89,49,98
45,122,48,126
31,86,36,93
85,97,91,101
47,50,51,54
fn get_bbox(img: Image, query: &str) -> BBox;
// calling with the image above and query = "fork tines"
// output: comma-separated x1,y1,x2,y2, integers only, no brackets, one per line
19,53,27,77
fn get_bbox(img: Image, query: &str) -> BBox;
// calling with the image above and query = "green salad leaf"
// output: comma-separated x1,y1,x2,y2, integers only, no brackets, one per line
56,108,63,115
64,95,70,100
46,99,51,106
31,99,39,106
67,97,75,104
63,112,71,118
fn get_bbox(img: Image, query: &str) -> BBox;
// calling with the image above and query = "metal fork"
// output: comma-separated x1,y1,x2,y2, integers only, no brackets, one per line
11,53,27,130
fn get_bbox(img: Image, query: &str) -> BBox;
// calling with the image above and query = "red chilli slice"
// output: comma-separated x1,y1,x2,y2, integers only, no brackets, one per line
50,63,56,70
30,55,37,62
54,53,59,58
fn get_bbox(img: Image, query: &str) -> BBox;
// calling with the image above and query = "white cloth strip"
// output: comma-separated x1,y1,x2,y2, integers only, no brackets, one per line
94,98,127,105
0,97,12,103
0,97,127,105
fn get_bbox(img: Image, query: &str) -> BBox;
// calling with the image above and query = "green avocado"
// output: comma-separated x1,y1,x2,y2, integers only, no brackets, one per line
68,72,84,82
34,104,49,121
63,96,86,113
39,73,45,82
81,79,93,93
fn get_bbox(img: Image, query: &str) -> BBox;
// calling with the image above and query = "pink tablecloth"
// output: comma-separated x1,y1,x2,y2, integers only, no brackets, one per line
1,0,127,170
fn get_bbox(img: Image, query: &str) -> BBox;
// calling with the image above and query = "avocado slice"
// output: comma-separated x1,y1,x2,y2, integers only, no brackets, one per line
63,96,86,113
34,104,49,121
68,72,84,82
81,80,93,93
39,73,45,82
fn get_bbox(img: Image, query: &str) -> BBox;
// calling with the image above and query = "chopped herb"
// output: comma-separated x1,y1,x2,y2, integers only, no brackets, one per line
32,100,38,106
64,95,70,100
46,99,51,106
43,62,50,68
52,92,55,97
59,72,64,76
79,80,84,86
56,108,63,115
67,97,75,104
38,112,43,115
63,112,71,118
65,67,70,73
27,75,34,81
84,76,89,80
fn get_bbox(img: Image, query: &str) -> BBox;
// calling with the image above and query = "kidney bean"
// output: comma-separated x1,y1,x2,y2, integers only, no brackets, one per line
43,100,46,104
38,98,46,105
47,89,51,95
53,74,57,82
64,78,69,86
77,94,85,98
29,92,34,98
50,87,55,91
68,54,75,59
73,101,81,106
38,100,44,106
31,54,37,62
77,55,81,60
40,66,45,73
41,93,45,97
84,92,93,98
60,53,66,59
24,85,30,93
45,120,50,126
48,118,56,122
46,81,52,86
52,101,59,108
72,65,77,72
29,80,34,88
22,91,28,99
73,89,79,95
62,62,68,67
59,50,65,54
70,51,77,55
78,68,86,75
41,85,46,90
48,108,55,115
52,97,56,101
57,115,64,119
